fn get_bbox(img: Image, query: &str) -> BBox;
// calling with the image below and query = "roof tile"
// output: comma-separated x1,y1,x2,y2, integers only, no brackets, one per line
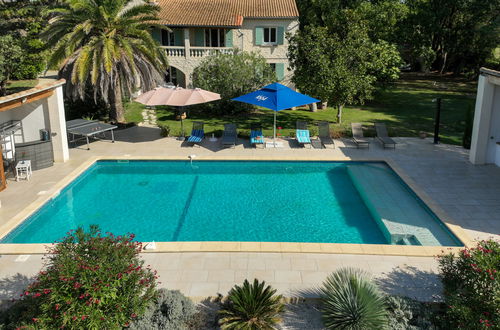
155,0,299,27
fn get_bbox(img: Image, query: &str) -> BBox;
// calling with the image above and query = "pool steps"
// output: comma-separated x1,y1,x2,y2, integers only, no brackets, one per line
346,163,458,246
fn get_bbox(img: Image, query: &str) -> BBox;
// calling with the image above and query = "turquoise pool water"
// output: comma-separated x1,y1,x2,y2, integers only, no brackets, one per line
1,161,462,246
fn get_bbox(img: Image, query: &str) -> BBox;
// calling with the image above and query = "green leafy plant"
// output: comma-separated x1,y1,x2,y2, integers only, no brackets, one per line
386,295,437,330
130,289,196,330
42,0,168,123
218,279,285,329
320,268,388,329
3,226,158,329
192,50,276,115
158,123,171,137
462,103,474,149
438,240,499,329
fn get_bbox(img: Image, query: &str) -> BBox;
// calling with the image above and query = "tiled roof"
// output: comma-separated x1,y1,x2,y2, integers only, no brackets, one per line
154,0,299,27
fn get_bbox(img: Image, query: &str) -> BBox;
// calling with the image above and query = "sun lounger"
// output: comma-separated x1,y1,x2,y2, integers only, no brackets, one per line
351,123,370,148
318,121,334,148
375,123,396,149
187,121,204,147
250,125,265,148
221,123,237,148
296,121,312,148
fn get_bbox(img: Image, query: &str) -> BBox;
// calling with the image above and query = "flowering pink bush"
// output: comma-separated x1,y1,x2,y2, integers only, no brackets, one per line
438,240,499,329
5,226,157,329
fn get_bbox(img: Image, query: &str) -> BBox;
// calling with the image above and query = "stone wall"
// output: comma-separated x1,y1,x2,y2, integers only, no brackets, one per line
165,18,299,87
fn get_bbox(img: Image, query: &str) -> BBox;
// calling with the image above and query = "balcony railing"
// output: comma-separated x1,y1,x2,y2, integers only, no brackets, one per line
162,46,234,58
189,47,234,57
163,46,185,57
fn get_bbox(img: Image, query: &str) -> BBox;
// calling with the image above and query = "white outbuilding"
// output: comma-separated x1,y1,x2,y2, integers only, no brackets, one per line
470,68,500,165
0,79,69,191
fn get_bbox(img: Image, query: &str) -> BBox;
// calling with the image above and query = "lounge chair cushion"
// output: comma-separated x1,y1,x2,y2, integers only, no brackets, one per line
296,129,311,144
250,130,264,144
188,129,204,143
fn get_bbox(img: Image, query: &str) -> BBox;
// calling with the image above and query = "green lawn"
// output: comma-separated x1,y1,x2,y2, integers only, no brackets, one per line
5,79,38,94
125,73,477,145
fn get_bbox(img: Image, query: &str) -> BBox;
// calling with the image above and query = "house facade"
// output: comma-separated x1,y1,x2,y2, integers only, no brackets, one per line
151,0,299,87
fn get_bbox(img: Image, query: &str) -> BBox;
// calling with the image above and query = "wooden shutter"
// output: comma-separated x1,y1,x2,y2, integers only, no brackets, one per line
174,29,184,46
277,26,285,45
255,27,264,45
151,28,161,43
276,63,285,81
225,29,233,47
194,29,205,46
0,145,5,192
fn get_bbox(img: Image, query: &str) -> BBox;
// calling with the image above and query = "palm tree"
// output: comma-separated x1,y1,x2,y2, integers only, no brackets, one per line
43,0,168,123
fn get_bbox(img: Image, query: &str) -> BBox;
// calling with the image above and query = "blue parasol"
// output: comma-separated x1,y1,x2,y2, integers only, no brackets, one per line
232,83,319,146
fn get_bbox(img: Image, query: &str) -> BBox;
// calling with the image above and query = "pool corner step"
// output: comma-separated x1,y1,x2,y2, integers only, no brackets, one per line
346,164,457,246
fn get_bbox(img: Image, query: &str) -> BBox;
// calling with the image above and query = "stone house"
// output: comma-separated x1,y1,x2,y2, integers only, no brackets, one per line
151,0,299,87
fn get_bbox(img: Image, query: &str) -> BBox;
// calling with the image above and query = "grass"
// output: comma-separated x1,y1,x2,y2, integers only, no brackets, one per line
124,73,477,145
5,79,39,94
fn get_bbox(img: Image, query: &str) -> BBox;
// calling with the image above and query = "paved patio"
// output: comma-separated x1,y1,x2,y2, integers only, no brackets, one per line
0,126,499,301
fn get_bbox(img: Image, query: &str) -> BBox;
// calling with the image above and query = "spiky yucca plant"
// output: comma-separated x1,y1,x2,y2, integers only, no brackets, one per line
42,0,168,123
320,268,387,330
219,279,285,330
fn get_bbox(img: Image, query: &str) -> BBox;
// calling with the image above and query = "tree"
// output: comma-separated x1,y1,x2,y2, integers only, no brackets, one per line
0,0,53,80
288,24,401,123
43,0,168,123
0,35,23,96
192,50,276,114
400,0,500,74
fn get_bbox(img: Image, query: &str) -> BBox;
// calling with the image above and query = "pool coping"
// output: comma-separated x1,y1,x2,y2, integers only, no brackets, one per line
0,156,473,256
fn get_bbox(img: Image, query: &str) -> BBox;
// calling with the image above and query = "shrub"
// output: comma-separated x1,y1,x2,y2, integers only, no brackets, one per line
386,295,437,330
438,240,499,329
320,268,388,330
158,123,171,137
218,279,285,329
5,226,158,329
462,103,474,149
192,50,276,115
129,289,196,330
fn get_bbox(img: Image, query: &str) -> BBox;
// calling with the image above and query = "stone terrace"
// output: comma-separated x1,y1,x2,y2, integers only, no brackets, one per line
0,126,499,301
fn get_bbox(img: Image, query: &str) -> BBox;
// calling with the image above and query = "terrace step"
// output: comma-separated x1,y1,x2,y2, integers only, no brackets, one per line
346,163,458,246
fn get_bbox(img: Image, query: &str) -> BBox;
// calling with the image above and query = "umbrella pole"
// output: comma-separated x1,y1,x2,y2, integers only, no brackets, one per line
273,111,276,148
180,106,185,139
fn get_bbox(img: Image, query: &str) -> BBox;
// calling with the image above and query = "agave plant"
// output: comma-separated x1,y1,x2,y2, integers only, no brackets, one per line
219,279,285,330
320,268,388,330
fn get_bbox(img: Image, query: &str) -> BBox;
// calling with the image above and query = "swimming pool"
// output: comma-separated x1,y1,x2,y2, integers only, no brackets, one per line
1,160,462,246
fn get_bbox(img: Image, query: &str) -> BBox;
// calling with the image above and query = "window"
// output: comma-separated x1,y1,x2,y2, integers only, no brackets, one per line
269,63,276,72
164,67,178,86
263,27,277,44
161,30,175,46
204,29,225,47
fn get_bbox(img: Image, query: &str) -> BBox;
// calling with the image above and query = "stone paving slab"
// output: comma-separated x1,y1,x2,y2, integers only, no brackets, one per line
0,252,443,302
0,128,499,302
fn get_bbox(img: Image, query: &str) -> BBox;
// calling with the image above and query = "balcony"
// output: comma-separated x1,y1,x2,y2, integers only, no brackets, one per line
162,46,234,58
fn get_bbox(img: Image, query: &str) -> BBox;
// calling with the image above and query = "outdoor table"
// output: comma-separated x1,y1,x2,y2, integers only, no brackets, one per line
66,119,117,150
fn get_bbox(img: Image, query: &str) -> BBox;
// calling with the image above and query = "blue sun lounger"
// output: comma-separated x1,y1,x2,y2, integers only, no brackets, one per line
296,121,311,148
250,125,265,148
187,121,204,147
